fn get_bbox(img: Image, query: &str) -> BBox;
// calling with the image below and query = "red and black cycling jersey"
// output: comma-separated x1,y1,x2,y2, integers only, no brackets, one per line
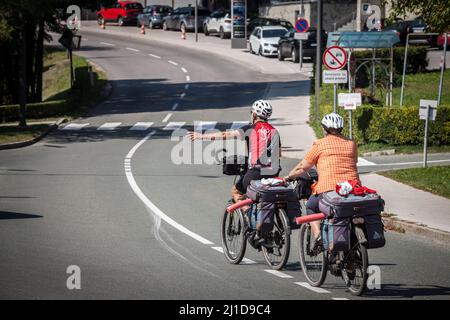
240,121,281,171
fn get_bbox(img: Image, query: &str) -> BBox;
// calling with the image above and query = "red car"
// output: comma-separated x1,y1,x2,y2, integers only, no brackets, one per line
437,33,450,50
97,1,143,26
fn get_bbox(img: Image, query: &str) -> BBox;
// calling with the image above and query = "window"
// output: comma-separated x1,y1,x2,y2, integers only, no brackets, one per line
125,3,143,10
262,29,288,38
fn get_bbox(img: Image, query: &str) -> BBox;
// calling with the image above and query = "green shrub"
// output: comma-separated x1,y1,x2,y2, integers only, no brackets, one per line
312,104,450,146
0,100,71,123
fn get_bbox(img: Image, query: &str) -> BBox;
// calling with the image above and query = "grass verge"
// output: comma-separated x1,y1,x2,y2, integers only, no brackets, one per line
0,124,51,145
0,45,107,144
379,166,450,199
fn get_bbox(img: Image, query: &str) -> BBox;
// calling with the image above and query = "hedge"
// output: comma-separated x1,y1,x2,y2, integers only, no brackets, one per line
312,104,450,146
0,99,71,123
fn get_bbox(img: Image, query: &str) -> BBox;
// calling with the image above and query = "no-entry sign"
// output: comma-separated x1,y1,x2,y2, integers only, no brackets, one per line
323,46,347,70
294,18,310,33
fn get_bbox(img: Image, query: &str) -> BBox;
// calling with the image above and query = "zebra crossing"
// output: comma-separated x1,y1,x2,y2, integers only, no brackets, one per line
59,121,249,132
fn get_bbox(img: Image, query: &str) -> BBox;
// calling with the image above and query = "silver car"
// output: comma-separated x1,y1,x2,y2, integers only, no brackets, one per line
137,5,172,29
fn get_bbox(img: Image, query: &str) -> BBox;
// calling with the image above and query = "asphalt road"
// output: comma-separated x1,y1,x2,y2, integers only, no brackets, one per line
1,30,449,300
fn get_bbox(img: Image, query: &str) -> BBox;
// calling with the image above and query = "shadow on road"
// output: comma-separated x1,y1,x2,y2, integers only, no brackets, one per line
0,211,43,220
364,283,450,299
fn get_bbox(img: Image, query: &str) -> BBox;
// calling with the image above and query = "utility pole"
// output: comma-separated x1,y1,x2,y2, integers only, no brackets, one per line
314,0,322,119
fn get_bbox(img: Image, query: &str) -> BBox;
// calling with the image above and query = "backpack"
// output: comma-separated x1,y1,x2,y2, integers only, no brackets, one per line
296,169,318,200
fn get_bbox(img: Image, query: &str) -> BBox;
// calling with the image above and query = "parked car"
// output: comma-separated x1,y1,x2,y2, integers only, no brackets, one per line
249,26,288,56
383,18,429,44
137,5,172,29
97,1,143,26
162,6,210,32
247,17,293,38
203,10,231,39
437,33,450,50
278,29,327,63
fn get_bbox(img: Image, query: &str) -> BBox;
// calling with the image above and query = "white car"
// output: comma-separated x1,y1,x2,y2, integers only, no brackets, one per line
203,10,231,39
249,26,288,56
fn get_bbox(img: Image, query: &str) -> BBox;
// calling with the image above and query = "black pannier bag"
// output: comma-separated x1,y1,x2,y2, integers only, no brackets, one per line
319,191,384,218
319,190,386,250
322,217,351,252
296,169,318,200
222,155,247,176
247,180,301,231
364,214,386,249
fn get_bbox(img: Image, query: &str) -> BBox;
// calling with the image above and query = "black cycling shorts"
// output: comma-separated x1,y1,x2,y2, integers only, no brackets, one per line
235,168,279,194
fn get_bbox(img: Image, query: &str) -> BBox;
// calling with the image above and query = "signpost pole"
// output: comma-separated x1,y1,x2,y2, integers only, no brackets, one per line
300,40,303,70
389,47,394,106
195,0,198,43
400,34,410,107
438,32,447,106
349,110,353,139
314,0,322,120
69,49,74,88
423,104,430,168
333,83,337,113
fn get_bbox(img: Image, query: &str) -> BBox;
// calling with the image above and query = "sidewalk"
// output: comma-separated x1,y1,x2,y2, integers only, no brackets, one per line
81,20,450,240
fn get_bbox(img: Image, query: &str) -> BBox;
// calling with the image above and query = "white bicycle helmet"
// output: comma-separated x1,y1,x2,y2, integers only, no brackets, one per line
321,112,344,130
251,100,273,119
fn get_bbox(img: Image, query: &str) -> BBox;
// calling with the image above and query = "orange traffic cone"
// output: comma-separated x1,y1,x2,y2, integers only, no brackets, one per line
181,26,186,40
140,24,145,35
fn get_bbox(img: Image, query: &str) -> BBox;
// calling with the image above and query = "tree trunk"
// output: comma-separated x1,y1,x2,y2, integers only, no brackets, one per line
18,13,27,127
34,17,45,102
26,21,37,102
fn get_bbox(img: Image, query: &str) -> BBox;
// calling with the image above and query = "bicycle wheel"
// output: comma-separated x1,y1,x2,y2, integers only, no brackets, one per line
261,208,291,270
341,240,369,296
221,205,247,264
298,223,328,287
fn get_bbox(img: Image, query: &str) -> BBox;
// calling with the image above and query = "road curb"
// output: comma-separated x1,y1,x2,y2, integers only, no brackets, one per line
0,118,67,150
382,214,450,246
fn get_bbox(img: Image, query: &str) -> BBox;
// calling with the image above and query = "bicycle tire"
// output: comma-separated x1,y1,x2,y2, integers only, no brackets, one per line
221,205,247,264
261,208,291,270
342,241,369,296
298,223,328,287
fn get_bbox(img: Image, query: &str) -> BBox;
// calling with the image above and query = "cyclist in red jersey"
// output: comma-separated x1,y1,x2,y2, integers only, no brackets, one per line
187,100,281,205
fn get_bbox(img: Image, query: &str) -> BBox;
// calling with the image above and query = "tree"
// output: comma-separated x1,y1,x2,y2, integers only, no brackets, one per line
383,0,450,33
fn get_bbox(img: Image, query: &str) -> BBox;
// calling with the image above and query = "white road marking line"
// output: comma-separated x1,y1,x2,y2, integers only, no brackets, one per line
125,131,214,245
186,75,190,82
60,123,90,130
295,282,331,294
162,113,172,123
230,121,249,130
149,54,161,59
172,103,179,110
180,93,186,99
126,47,140,52
194,121,217,131
211,247,256,264
163,122,185,131
129,122,154,131
185,84,189,90
100,42,115,46
332,297,350,300
97,122,122,131
181,67,188,73
357,157,376,166
168,60,178,66
83,38,88,41
264,270,293,278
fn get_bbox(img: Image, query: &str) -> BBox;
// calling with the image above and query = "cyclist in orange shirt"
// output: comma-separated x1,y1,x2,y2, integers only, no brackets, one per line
284,113,360,245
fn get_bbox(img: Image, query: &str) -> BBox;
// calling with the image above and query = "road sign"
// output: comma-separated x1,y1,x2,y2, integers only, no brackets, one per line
294,32,309,40
338,93,362,110
323,70,348,84
323,45,347,70
294,18,310,33
419,99,437,121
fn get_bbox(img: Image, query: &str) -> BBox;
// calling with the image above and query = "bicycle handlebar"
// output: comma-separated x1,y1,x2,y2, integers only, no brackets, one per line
226,198,254,213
